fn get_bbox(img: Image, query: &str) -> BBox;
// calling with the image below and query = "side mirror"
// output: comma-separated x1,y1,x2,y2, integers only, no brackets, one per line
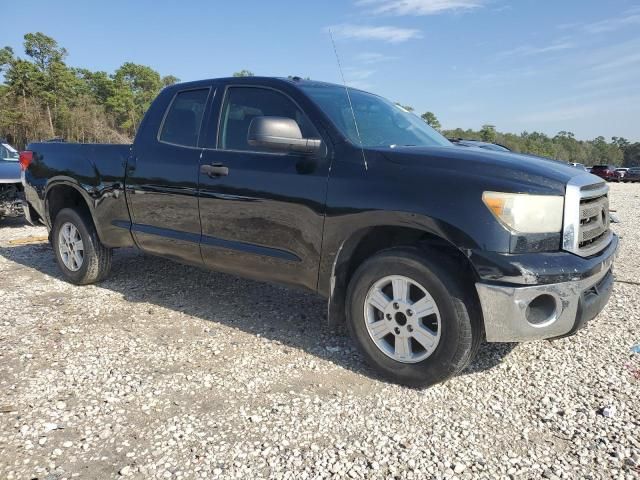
247,116,321,154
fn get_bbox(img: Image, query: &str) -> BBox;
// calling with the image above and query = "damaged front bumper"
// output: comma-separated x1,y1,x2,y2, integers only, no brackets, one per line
472,234,618,342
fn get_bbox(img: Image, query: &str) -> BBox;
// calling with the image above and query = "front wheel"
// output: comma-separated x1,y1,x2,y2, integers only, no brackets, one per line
346,247,482,388
52,208,112,285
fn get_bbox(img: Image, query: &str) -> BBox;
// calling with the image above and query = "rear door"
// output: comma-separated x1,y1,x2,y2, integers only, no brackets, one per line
198,84,331,290
126,87,210,265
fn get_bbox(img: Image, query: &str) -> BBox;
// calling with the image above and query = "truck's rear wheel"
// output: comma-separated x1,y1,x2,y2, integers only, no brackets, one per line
346,247,481,388
52,208,112,285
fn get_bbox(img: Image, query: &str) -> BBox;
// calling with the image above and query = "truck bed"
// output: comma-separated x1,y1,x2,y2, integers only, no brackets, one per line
27,142,132,181
24,142,134,247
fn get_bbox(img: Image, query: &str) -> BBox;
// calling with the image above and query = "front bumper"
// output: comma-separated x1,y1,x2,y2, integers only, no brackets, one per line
475,235,618,342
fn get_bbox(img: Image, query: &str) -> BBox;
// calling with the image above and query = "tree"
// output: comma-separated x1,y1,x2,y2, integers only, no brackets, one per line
553,131,580,162
233,70,254,77
162,75,180,87
22,33,71,136
480,124,496,143
5,59,42,98
23,32,67,71
590,136,623,166
0,46,13,75
623,143,640,167
75,69,113,104
110,62,162,135
394,103,414,112
0,32,175,147
591,136,608,163
611,136,630,150
420,112,441,130
556,131,575,139
439,125,633,165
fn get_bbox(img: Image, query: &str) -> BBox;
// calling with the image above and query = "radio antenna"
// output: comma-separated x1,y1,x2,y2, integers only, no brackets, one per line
329,28,368,171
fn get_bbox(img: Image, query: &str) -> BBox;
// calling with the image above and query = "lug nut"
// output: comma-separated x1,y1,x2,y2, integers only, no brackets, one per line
386,313,392,320
407,325,414,332
393,302,399,310
394,327,400,334
406,309,413,317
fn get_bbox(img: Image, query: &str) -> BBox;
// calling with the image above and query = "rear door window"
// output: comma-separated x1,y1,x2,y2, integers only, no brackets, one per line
159,89,209,147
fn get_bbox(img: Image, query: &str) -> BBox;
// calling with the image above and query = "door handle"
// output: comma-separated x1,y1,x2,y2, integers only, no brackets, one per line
201,163,229,177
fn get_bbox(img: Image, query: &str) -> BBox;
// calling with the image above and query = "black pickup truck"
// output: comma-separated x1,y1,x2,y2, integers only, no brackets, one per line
21,77,618,387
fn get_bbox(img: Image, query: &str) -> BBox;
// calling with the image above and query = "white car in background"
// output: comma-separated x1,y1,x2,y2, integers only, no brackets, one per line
615,168,629,181
568,162,589,172
1,142,20,161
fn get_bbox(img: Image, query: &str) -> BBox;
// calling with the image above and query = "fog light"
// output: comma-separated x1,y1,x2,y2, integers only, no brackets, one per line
526,294,557,326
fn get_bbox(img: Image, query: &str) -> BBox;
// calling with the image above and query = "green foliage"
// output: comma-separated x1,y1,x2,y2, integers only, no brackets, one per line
394,102,414,112
0,32,175,147
162,75,180,87
74,69,112,103
623,143,640,167
5,59,42,98
232,70,254,77
611,136,630,150
0,46,14,74
108,62,163,135
420,112,441,130
443,127,627,166
23,32,67,70
480,124,497,143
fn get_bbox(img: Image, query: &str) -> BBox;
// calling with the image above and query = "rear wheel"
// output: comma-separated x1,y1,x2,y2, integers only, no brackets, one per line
52,208,112,284
346,247,482,388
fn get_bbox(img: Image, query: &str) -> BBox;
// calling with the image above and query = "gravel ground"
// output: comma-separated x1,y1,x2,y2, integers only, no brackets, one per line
0,183,638,480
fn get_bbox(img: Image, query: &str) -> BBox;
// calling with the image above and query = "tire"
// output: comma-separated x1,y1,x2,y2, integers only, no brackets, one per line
346,247,482,388
52,208,112,285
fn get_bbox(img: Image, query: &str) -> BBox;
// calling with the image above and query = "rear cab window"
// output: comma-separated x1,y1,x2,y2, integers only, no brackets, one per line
159,89,210,147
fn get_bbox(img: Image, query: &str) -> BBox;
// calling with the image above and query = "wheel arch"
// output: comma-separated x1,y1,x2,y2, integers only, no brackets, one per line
325,224,480,327
45,180,102,241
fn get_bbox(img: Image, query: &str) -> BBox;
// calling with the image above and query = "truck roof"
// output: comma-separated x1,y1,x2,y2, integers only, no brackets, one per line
163,76,365,93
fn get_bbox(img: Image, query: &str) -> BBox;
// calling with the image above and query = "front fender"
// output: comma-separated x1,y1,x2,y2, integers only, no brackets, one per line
318,210,478,299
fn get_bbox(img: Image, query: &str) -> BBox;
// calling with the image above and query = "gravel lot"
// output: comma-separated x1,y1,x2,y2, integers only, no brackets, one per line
0,182,638,480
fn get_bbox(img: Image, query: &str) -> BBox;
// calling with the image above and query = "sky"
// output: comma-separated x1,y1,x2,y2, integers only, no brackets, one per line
3,0,640,141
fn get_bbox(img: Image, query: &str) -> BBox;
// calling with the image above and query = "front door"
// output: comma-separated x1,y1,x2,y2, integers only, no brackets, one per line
198,85,330,290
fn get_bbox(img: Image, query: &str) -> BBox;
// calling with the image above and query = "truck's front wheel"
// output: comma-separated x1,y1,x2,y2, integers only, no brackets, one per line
52,208,112,285
346,247,481,388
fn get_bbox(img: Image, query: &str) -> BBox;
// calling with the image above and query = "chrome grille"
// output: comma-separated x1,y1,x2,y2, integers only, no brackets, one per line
563,175,612,257
578,194,609,250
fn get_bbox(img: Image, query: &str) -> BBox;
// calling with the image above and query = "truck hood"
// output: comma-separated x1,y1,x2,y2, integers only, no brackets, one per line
375,145,596,194
0,160,21,183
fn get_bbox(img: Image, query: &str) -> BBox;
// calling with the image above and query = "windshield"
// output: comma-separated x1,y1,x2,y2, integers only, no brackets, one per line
1,144,19,161
301,84,451,148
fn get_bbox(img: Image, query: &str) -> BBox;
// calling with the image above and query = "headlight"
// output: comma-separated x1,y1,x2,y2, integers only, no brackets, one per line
482,192,564,234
